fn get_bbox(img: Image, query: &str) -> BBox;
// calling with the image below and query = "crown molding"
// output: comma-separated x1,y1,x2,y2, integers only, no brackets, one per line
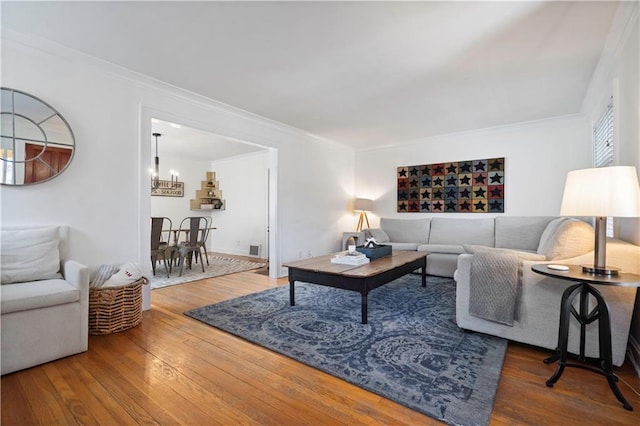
1,27,353,154
358,113,587,154
211,149,270,165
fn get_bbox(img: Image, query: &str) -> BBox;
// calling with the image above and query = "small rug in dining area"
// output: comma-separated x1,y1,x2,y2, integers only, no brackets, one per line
185,274,507,426
150,255,266,289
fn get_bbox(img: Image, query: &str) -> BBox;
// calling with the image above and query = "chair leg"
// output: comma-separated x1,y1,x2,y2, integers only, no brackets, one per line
178,254,185,277
162,258,170,278
151,255,157,276
203,244,209,265
176,250,205,276
198,250,205,273
168,251,175,274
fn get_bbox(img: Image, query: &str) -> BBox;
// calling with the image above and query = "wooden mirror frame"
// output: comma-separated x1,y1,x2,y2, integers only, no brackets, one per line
0,87,75,185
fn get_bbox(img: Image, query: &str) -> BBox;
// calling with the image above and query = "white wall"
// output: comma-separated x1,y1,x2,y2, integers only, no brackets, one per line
1,30,355,310
581,4,640,368
208,151,269,258
355,115,591,225
279,139,357,256
582,3,640,245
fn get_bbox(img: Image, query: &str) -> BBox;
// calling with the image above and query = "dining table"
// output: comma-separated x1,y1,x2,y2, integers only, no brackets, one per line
166,227,217,245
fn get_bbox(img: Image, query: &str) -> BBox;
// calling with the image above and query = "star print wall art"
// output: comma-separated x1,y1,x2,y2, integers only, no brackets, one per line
397,157,505,213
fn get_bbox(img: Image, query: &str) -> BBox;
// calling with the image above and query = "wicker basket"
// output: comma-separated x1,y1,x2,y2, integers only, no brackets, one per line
88,277,148,335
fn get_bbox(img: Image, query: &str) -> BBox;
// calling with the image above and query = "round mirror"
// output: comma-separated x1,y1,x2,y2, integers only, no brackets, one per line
1,87,75,185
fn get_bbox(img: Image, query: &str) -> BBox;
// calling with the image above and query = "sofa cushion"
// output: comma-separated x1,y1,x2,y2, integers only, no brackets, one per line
389,242,419,251
1,227,62,284
494,216,555,251
537,218,594,260
419,244,465,255
429,218,495,246
380,218,430,244
0,279,79,314
424,252,460,277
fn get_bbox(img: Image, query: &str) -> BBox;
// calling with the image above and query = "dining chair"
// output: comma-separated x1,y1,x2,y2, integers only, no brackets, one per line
150,217,175,277
176,216,208,276
180,216,212,266
199,216,213,265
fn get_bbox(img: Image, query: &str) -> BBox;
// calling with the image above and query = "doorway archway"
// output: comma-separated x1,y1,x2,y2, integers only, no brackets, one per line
138,107,280,309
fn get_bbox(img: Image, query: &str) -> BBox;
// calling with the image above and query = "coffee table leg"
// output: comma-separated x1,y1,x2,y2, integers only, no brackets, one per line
422,261,426,287
361,292,368,324
289,279,295,306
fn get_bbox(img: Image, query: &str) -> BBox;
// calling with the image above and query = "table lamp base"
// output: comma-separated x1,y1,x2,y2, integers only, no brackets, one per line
581,264,620,276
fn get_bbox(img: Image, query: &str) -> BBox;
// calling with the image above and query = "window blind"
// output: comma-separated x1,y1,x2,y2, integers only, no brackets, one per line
592,97,614,237
593,98,614,168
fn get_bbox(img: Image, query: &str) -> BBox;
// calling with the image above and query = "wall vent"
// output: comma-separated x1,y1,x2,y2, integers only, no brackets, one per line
249,244,261,257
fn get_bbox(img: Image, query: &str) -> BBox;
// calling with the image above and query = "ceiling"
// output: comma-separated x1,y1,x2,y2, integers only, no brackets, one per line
2,1,619,151
150,118,265,162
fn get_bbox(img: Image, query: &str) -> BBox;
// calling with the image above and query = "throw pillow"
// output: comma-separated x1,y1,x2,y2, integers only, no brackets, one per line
537,218,594,260
1,227,61,284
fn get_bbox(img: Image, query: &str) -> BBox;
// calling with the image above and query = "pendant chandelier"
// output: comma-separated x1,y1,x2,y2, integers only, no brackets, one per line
150,133,179,190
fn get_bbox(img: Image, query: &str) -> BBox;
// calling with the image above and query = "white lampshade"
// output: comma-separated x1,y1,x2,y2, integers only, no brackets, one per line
560,166,640,217
354,198,373,212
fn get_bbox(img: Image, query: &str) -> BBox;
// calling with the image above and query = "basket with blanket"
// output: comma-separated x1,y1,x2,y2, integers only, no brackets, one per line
89,263,148,335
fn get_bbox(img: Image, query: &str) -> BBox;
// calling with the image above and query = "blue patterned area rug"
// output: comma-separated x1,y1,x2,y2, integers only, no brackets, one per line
185,274,507,426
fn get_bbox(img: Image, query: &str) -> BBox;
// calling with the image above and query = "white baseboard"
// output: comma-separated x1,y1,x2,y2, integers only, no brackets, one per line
628,336,640,378
215,247,245,256
209,247,267,260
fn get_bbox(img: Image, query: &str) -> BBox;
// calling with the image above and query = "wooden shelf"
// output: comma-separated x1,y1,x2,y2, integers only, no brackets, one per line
190,171,225,210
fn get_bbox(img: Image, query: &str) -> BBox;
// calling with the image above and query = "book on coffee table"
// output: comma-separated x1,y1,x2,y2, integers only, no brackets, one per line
331,252,370,266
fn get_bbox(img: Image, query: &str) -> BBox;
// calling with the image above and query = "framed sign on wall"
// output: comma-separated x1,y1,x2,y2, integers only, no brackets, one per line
151,180,184,197
397,157,504,213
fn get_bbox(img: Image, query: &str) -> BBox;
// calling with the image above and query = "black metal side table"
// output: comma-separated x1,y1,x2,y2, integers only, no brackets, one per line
532,264,640,411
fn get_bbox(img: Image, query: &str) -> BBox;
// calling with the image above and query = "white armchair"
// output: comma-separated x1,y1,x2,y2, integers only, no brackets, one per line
1,226,90,375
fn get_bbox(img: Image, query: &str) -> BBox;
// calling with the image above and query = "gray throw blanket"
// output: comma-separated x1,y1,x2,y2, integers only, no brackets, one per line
469,251,521,326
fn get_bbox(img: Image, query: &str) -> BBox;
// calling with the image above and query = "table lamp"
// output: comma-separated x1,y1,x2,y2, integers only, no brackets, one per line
354,198,373,232
559,166,640,275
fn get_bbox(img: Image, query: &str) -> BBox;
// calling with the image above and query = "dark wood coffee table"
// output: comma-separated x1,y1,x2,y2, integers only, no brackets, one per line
283,250,427,324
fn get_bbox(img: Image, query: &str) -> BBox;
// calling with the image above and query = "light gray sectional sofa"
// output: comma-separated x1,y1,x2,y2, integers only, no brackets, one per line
352,216,594,277
349,216,639,366
456,238,639,366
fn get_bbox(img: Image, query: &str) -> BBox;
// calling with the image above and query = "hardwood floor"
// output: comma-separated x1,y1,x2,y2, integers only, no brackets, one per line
2,256,640,425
